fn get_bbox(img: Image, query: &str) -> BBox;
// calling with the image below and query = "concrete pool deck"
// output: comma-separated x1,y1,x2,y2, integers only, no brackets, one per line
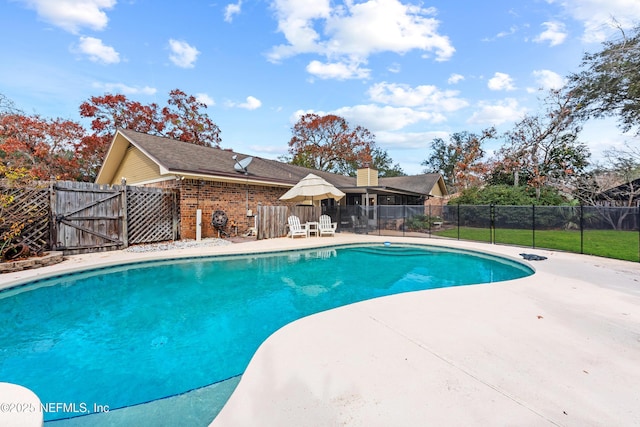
2,234,640,426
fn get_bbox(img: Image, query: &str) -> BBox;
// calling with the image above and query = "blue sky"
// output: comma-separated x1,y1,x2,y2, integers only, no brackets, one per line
1,0,640,175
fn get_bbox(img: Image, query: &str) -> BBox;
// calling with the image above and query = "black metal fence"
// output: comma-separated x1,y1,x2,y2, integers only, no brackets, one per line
323,204,640,262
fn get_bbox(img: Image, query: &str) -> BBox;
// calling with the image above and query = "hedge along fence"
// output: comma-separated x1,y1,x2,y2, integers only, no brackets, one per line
1,180,179,256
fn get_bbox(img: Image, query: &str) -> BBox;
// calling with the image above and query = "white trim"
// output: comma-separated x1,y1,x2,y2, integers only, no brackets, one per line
167,171,293,187
128,176,179,186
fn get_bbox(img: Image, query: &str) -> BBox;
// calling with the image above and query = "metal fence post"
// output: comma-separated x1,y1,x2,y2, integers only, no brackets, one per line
490,204,495,244
403,205,406,237
580,204,584,255
532,204,536,248
457,203,460,240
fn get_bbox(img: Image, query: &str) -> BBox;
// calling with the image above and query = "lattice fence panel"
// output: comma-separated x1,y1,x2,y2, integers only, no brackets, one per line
1,183,50,254
127,187,178,244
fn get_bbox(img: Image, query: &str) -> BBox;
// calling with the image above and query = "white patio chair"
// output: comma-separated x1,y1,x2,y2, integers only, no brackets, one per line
287,215,308,238
318,214,337,237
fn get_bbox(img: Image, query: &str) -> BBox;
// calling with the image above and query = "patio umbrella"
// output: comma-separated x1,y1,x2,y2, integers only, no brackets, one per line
279,173,345,203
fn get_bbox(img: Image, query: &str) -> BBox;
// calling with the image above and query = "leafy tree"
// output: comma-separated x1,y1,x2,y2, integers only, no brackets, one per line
341,147,405,177
77,89,222,180
370,147,405,177
0,113,83,180
449,184,567,206
494,90,590,199
566,25,640,136
77,93,165,181
422,128,495,193
162,89,222,147
287,113,376,176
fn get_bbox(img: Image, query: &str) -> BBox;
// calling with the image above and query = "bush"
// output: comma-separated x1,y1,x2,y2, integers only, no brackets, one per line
405,214,442,231
449,184,568,206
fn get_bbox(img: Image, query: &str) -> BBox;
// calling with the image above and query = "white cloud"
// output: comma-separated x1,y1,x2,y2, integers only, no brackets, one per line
367,82,468,111
91,82,157,95
534,21,567,46
168,39,200,68
467,98,526,125
333,104,446,132
482,25,519,42
387,63,401,73
76,36,119,64
228,96,262,110
306,59,370,80
487,72,515,91
19,0,116,34
196,93,215,106
268,0,455,80
376,130,449,149
289,109,323,125
224,1,242,23
553,0,640,43
447,73,464,84
291,104,445,132
531,69,566,90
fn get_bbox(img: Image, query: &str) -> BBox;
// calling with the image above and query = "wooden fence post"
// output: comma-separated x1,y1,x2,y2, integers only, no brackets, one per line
173,190,179,240
49,180,57,251
121,179,128,248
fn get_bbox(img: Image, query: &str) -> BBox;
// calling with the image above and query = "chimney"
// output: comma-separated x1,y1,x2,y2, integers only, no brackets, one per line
357,167,378,187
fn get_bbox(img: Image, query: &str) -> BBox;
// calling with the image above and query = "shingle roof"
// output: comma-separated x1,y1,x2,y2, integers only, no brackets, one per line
117,129,444,195
378,174,444,195
118,129,353,187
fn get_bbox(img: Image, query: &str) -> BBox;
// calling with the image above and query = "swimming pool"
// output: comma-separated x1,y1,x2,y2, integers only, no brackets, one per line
0,244,532,424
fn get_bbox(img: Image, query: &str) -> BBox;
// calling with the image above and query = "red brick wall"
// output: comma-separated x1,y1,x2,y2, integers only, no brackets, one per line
146,178,292,239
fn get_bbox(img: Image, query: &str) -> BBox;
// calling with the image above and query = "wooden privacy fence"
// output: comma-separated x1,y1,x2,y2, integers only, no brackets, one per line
2,181,179,255
256,205,322,239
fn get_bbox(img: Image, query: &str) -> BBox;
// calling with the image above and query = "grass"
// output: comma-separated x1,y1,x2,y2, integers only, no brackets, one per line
433,227,639,262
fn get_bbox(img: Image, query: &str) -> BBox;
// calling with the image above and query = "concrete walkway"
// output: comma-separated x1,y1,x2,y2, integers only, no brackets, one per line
2,235,640,426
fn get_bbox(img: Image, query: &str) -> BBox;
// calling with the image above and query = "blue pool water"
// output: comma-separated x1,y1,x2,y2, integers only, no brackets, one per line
0,244,532,423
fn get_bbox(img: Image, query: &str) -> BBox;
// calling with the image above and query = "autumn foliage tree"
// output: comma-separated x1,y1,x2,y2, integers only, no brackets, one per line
287,113,377,176
422,128,495,193
161,90,222,146
0,113,83,180
77,89,222,180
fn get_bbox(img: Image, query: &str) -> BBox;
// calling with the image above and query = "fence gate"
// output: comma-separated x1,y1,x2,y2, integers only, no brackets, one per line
51,181,124,254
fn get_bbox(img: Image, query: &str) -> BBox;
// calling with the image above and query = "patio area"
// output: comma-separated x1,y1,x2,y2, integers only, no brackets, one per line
2,234,639,426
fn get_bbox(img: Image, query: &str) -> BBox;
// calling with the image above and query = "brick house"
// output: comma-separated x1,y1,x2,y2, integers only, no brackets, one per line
95,129,447,239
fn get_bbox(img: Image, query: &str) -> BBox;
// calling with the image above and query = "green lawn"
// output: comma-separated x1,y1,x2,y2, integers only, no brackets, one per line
434,227,639,262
